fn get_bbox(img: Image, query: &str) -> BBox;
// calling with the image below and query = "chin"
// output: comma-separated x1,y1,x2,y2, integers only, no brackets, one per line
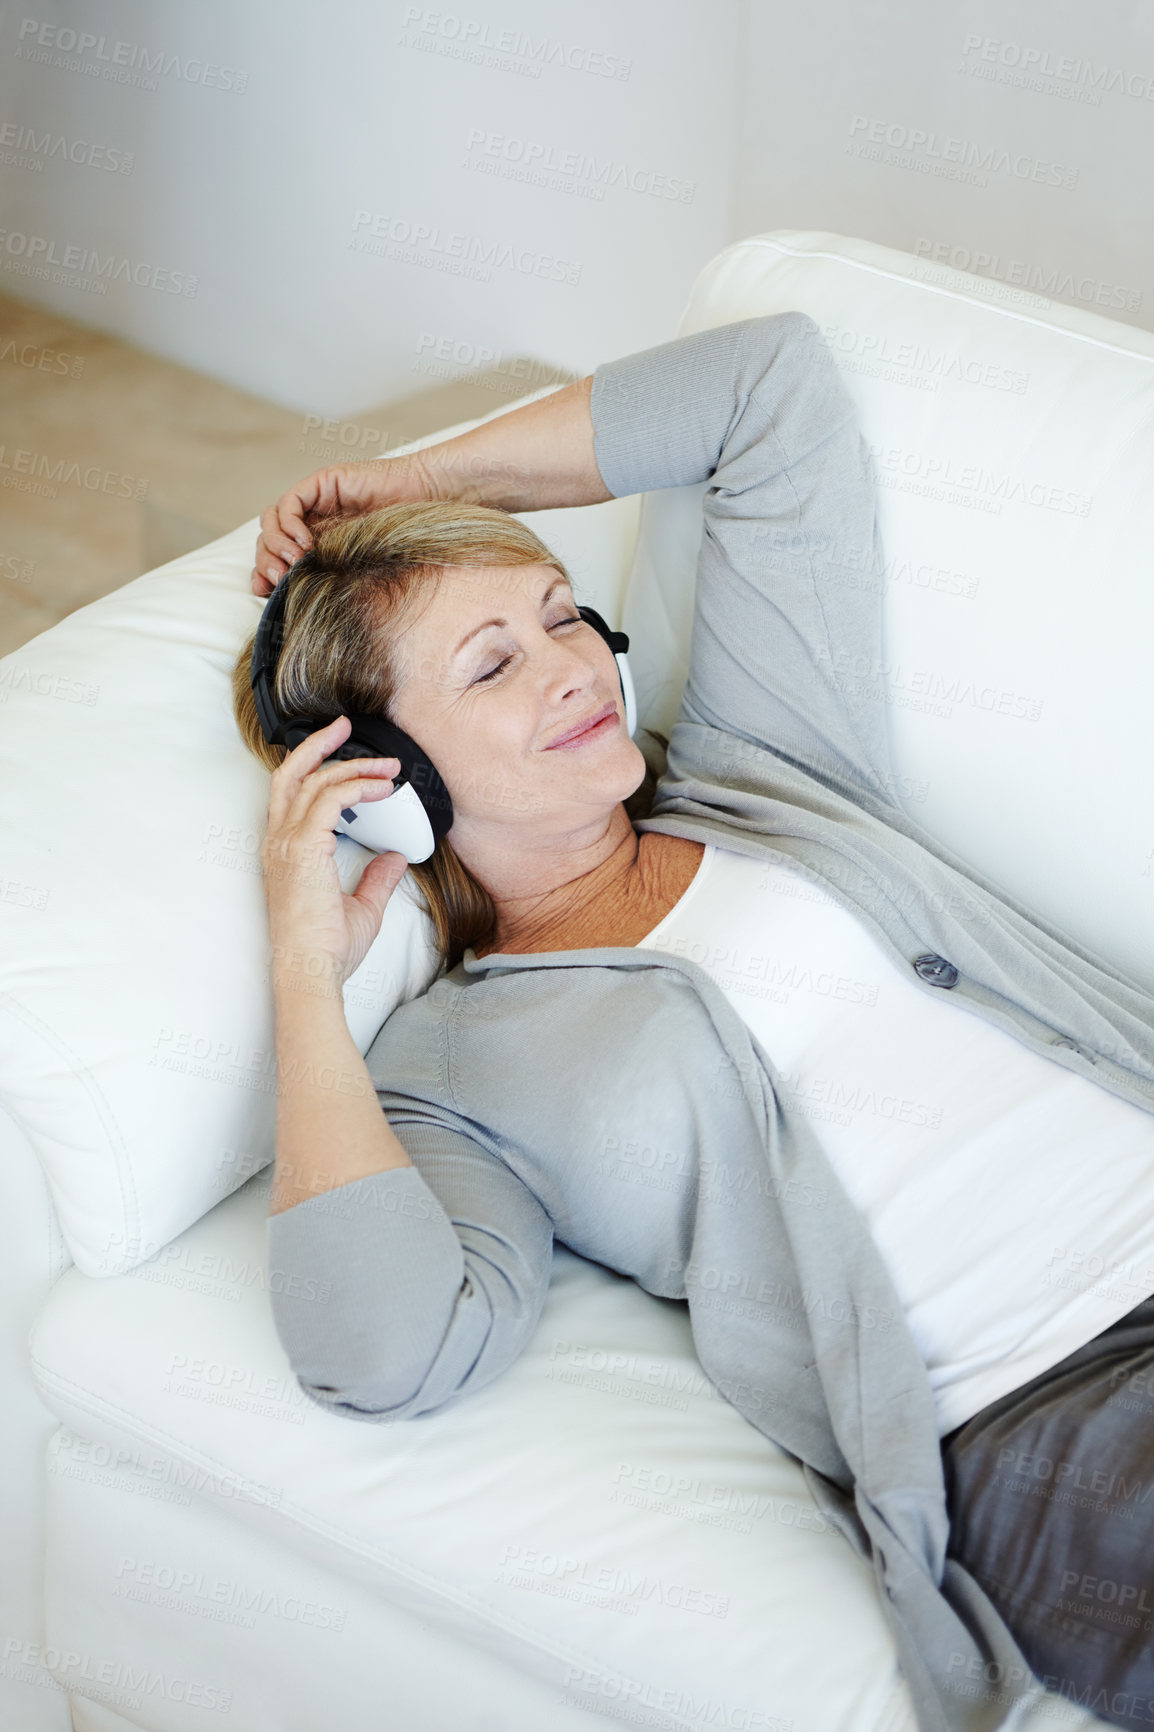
539,733,645,808
604,736,650,803
625,735,649,784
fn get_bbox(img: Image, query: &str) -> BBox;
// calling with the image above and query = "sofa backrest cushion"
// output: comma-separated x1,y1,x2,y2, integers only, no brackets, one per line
623,228,1154,994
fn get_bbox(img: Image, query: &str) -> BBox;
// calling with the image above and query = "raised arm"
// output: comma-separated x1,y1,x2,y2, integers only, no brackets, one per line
253,376,610,590
587,311,895,804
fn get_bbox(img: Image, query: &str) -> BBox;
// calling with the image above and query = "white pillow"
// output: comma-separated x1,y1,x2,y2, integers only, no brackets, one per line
0,397,640,1277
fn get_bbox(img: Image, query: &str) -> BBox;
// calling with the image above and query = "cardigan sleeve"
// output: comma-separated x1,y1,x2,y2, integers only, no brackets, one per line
589,310,896,807
265,1107,554,1423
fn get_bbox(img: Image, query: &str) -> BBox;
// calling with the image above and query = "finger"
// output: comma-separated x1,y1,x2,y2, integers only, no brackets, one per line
281,467,335,520
321,464,387,518
257,464,386,589
266,715,352,831
266,770,400,886
281,764,400,841
278,465,364,535
252,538,290,591
274,492,317,550
354,850,409,913
258,504,309,575
267,716,400,828
279,716,403,788
283,721,400,773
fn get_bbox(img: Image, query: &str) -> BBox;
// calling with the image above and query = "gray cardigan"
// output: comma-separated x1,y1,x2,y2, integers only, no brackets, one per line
268,312,1154,1732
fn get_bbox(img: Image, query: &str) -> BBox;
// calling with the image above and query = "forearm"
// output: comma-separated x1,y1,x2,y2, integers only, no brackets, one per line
408,374,614,512
269,979,411,1217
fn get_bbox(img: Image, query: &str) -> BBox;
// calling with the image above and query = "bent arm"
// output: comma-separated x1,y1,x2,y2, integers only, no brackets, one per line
267,1105,553,1422
408,314,834,512
589,311,894,802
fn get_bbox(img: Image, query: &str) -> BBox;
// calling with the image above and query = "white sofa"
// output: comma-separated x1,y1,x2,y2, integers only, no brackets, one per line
4,228,1152,1732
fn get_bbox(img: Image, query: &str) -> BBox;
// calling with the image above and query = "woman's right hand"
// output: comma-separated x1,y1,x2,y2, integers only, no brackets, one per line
261,714,410,999
251,454,433,596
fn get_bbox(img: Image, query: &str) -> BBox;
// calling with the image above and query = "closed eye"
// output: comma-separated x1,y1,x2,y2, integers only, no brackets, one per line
474,614,585,685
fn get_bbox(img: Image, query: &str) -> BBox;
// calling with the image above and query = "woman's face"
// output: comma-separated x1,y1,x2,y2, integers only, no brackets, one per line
387,562,648,847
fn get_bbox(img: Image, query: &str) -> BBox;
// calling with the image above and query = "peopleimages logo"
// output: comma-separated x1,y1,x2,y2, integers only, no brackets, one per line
397,7,632,82
813,322,1028,395
0,120,134,173
496,1543,731,1619
1,1638,234,1713
462,128,695,203
411,331,579,398
14,18,249,92
349,209,581,285
960,33,1154,104
912,238,1142,315
846,114,1079,190
0,227,197,295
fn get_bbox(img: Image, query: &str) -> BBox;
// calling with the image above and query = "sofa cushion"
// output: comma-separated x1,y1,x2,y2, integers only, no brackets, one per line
31,1173,1110,1730
30,1173,918,1732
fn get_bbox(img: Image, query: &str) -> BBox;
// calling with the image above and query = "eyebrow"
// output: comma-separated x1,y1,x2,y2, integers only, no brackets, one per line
452,576,571,658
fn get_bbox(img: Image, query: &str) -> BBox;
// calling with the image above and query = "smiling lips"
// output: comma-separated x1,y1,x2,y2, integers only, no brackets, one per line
545,701,619,749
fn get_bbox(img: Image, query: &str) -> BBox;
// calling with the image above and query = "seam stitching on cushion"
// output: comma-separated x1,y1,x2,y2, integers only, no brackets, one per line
0,990,139,1263
0,1093,72,1286
714,235,1154,363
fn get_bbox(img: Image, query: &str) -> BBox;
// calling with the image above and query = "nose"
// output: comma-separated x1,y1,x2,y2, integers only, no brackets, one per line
540,625,601,707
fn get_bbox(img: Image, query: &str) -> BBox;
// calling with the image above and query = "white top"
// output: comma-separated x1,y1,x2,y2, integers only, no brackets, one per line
638,843,1154,1435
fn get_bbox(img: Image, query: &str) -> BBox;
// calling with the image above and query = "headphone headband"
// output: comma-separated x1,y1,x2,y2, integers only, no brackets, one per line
249,569,296,748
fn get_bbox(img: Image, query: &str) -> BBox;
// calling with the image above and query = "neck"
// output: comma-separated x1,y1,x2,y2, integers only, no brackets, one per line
460,802,643,955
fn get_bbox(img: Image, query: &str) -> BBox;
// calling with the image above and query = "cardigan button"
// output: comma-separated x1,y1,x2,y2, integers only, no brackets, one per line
1051,1035,1098,1064
913,953,958,988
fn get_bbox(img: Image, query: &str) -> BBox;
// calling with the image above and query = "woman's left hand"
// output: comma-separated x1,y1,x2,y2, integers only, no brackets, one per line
251,456,434,596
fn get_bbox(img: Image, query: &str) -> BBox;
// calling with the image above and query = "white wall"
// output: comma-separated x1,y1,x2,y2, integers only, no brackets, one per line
734,0,1153,332
5,0,1151,420
0,0,741,418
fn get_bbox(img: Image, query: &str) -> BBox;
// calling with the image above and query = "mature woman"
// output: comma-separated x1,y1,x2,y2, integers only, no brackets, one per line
235,312,1154,1732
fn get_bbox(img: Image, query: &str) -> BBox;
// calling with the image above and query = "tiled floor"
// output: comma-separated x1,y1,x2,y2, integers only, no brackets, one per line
0,289,520,657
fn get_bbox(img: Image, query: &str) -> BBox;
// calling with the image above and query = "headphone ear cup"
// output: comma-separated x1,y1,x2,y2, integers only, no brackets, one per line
325,712,454,856
577,604,637,737
250,577,453,863
615,649,638,738
273,712,453,864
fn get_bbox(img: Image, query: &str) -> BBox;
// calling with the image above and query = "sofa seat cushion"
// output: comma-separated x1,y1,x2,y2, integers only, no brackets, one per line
30,1171,924,1732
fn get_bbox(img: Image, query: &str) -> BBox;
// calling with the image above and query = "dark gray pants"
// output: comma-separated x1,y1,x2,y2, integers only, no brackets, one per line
942,1296,1154,1729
